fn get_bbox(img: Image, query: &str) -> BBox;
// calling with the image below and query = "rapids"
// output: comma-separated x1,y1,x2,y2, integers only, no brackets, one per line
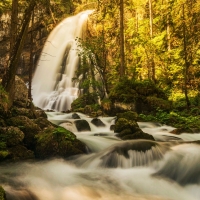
1,112,200,200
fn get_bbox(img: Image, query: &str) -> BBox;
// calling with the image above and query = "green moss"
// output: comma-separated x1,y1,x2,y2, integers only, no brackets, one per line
53,127,76,141
35,126,86,159
0,186,6,200
117,111,138,121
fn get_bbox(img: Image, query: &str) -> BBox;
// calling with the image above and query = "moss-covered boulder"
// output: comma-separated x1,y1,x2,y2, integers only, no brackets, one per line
114,111,154,141
117,111,138,121
74,119,91,131
10,106,35,119
6,116,41,150
33,117,55,129
0,186,6,200
8,145,35,161
0,126,24,147
35,126,86,159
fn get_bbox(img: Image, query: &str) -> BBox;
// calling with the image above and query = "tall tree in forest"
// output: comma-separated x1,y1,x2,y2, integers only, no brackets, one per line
2,0,36,107
119,0,125,76
10,0,18,54
182,3,190,108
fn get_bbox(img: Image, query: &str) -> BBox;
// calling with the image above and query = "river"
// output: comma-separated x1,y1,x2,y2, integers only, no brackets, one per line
1,112,200,200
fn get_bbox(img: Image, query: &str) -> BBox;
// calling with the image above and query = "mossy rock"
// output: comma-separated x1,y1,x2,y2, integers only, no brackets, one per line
6,116,41,150
74,119,91,132
114,118,139,133
0,126,24,147
34,108,48,119
121,131,155,140
35,126,86,159
0,186,6,200
117,111,138,121
33,117,55,129
71,94,96,111
10,106,35,119
114,111,154,141
8,145,35,161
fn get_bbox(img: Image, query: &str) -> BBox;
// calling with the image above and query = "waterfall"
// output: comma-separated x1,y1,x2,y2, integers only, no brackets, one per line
32,10,93,111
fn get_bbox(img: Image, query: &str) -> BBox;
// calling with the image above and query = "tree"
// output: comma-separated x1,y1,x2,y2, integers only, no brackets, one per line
119,0,125,76
2,0,36,107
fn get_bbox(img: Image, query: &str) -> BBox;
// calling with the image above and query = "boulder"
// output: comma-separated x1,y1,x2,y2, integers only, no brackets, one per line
91,118,105,127
114,111,154,141
35,126,86,159
8,145,35,161
72,113,80,119
0,126,24,147
34,117,55,129
6,116,41,150
74,119,91,131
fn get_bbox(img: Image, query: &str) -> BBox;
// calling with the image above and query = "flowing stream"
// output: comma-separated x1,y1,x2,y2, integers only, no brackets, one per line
1,112,200,200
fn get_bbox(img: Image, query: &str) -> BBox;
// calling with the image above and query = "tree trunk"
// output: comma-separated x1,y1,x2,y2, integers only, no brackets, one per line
28,9,35,101
148,0,155,82
119,0,125,77
10,0,18,55
182,4,190,108
2,0,36,107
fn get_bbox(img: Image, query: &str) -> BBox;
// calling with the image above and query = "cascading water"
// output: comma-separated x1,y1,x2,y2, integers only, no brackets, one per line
32,10,93,111
1,112,200,200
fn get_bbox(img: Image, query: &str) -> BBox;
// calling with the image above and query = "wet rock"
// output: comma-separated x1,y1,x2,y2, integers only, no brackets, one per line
35,126,86,159
72,113,80,119
91,118,105,127
110,124,115,131
74,119,91,132
114,111,154,141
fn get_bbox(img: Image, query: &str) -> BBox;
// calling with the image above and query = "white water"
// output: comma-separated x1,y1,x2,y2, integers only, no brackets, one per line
1,112,200,200
32,10,93,111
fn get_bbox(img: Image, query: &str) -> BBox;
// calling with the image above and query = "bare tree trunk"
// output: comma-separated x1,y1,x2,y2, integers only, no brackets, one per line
28,9,35,101
2,0,36,107
10,0,18,55
119,0,125,77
